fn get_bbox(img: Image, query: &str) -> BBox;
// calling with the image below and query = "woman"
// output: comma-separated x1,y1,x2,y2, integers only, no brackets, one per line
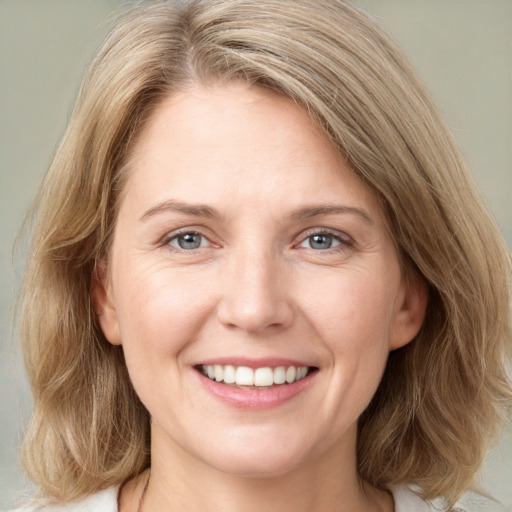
14,0,511,511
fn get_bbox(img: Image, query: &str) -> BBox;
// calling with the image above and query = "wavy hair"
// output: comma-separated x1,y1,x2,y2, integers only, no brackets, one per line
19,0,511,505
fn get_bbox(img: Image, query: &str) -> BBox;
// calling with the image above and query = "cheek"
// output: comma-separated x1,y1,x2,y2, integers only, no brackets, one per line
111,264,218,412
312,272,398,408
113,261,215,361
300,266,399,348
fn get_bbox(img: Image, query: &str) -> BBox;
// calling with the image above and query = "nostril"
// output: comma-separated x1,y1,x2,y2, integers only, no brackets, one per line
216,298,294,333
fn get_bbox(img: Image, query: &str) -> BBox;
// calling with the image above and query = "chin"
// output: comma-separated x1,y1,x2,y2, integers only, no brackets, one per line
194,429,313,479
208,451,306,479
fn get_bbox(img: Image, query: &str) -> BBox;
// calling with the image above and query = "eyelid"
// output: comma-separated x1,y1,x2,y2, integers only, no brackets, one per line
161,227,218,250
296,227,353,243
159,225,353,252
294,227,354,251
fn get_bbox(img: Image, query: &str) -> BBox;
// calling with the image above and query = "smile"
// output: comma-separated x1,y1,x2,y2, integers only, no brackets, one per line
195,361,318,409
201,365,311,387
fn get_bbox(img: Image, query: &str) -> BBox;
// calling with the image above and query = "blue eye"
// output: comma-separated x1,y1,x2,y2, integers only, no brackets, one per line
168,232,207,250
299,233,343,250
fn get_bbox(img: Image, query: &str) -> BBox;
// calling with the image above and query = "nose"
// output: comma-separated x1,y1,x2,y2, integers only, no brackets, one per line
216,247,294,334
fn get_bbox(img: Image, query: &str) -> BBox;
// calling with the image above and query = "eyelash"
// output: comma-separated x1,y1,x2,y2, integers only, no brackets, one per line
296,228,353,253
162,229,213,252
162,228,353,254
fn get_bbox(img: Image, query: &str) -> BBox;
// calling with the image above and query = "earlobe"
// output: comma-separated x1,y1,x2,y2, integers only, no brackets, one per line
390,273,428,351
91,261,122,346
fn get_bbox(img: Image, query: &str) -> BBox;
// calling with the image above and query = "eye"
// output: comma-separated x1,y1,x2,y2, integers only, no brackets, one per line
297,230,351,251
300,233,340,250
167,231,209,250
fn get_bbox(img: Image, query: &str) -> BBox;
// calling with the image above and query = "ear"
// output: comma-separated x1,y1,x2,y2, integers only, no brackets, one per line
91,260,122,346
390,272,428,351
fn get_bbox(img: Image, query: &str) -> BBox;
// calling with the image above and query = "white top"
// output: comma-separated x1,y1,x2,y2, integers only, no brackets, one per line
9,484,499,512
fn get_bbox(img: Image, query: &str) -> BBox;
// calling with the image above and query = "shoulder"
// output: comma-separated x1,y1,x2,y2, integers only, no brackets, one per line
391,485,442,512
454,491,512,512
391,485,512,512
5,486,119,512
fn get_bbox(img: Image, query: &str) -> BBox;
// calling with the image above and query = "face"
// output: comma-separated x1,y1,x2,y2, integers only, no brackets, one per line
95,82,426,478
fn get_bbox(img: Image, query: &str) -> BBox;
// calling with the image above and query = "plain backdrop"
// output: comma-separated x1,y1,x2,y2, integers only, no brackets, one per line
1,0,511,509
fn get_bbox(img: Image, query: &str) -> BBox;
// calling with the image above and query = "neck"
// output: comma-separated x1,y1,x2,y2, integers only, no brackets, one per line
123,423,393,512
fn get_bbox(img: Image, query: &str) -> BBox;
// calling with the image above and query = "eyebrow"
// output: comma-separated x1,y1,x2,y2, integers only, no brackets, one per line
290,205,373,224
140,199,221,222
139,199,372,224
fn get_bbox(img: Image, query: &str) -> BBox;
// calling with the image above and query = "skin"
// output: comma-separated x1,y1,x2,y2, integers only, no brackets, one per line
95,82,427,512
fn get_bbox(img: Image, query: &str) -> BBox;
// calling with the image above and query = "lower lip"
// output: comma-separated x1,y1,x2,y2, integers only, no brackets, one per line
196,371,316,410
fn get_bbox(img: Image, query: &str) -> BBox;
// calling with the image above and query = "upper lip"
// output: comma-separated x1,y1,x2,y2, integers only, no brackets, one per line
196,357,316,368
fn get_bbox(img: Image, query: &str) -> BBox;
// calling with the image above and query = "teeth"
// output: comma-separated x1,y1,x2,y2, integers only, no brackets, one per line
297,367,308,380
273,366,286,385
285,366,296,383
201,364,311,387
236,366,254,386
254,367,274,386
224,365,236,384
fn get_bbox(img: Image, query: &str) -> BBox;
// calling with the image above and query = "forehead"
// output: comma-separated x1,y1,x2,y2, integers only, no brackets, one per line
122,82,380,218
132,82,336,167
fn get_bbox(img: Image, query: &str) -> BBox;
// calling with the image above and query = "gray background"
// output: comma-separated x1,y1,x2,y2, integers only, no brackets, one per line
1,0,511,509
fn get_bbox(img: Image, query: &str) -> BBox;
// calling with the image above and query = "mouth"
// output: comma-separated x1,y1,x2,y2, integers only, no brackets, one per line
194,358,319,409
197,364,317,389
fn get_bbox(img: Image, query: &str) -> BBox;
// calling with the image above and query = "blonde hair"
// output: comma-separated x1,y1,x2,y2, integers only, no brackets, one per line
19,0,511,505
